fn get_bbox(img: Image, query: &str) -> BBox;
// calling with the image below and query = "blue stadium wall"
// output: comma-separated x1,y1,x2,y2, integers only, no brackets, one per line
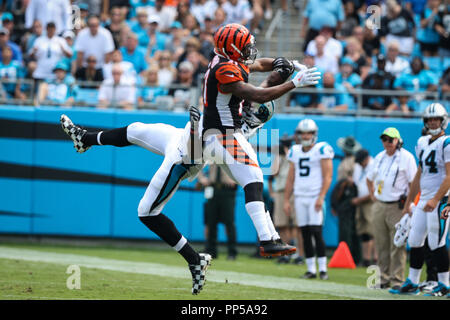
0,106,424,248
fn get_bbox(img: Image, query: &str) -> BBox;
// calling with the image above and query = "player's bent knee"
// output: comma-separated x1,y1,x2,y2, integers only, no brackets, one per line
244,182,264,203
126,122,145,142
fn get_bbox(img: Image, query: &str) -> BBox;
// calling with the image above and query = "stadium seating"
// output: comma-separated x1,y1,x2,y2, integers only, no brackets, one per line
75,88,99,106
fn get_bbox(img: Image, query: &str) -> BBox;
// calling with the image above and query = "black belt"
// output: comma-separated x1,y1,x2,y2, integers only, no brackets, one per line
378,200,398,204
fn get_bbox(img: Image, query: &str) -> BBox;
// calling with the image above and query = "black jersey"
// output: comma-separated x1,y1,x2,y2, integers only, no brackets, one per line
202,55,249,133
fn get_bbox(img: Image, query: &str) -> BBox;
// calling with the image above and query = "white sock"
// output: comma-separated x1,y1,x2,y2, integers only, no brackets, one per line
437,272,449,287
265,211,280,240
245,201,271,241
306,257,316,274
318,256,327,272
408,267,422,285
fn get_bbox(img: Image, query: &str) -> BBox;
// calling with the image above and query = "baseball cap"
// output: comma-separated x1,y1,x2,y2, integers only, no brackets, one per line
63,30,75,39
170,21,182,29
0,27,9,35
2,12,13,22
380,127,401,139
53,61,69,72
78,3,89,11
148,14,161,24
179,61,194,72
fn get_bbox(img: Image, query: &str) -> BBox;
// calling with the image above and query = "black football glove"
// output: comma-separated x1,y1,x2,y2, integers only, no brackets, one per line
272,57,295,82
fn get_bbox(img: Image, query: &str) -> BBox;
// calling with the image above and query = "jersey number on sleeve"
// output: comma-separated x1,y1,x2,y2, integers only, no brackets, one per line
298,158,310,177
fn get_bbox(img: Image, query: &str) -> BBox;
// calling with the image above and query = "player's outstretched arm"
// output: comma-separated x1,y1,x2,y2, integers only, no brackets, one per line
221,67,321,104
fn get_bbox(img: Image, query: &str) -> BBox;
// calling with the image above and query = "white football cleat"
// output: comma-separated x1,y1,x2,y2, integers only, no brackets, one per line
60,114,90,153
189,253,212,295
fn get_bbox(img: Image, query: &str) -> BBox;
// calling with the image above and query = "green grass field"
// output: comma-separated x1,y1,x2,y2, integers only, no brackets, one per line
0,241,439,300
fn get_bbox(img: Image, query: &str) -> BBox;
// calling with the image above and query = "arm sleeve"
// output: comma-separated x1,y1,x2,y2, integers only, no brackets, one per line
443,137,450,163
319,143,335,159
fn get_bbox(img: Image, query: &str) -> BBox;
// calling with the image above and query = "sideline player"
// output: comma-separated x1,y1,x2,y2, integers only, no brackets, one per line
200,23,321,257
390,103,450,296
283,119,334,280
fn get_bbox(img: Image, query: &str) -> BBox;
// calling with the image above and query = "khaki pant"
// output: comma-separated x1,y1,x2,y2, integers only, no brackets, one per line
372,200,407,287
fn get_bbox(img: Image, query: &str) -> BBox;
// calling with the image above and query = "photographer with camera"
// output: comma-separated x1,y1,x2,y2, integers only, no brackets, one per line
366,127,417,290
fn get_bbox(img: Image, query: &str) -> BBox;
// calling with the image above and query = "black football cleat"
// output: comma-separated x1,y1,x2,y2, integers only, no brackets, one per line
259,239,296,257
319,271,329,280
189,253,212,295
302,271,317,279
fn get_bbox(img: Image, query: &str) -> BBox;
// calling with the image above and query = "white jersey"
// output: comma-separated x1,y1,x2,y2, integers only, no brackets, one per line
416,134,450,200
288,142,334,197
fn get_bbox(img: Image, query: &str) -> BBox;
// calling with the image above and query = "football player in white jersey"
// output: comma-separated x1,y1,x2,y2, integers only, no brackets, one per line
60,101,273,295
390,103,450,296
283,119,334,280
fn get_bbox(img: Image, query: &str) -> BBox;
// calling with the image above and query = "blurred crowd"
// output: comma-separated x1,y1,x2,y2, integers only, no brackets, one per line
290,0,450,115
0,0,277,110
0,0,449,114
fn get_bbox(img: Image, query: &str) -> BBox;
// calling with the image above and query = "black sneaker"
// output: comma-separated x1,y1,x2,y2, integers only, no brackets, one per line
60,114,90,153
319,271,329,280
189,253,212,295
389,278,419,295
302,271,317,279
424,282,449,297
277,255,291,264
292,256,304,265
259,239,296,257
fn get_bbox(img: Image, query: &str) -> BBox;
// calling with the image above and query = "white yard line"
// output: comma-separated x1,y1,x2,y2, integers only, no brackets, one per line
0,246,422,300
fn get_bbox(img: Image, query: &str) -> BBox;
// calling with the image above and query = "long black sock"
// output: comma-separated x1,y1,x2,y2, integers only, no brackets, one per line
311,226,326,258
430,246,450,273
139,214,199,265
410,246,425,269
301,226,314,258
82,126,131,147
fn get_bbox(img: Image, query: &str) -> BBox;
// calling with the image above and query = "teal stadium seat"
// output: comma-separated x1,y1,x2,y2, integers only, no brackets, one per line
423,56,443,78
75,88,99,106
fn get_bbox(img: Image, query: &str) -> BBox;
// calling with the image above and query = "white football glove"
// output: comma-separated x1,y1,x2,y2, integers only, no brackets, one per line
393,213,412,248
291,67,321,88
292,60,307,72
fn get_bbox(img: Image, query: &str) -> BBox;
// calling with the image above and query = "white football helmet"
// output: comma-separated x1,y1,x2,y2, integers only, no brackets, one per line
423,103,448,136
295,119,318,147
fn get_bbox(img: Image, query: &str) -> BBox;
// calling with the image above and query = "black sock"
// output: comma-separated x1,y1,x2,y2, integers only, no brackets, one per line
431,246,450,273
82,126,131,147
410,247,425,269
179,243,200,265
139,214,199,265
82,131,100,147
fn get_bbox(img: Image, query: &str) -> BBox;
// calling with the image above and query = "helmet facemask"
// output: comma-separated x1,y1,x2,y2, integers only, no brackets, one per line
235,36,258,65
295,130,317,147
424,117,447,136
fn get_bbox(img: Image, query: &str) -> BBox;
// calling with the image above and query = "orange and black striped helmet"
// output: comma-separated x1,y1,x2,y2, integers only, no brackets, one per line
213,23,258,65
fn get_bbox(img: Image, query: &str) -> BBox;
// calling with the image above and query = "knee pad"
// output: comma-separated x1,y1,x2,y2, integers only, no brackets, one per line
244,182,264,203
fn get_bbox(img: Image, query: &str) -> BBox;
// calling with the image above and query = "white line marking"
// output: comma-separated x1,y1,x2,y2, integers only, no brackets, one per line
0,246,423,300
